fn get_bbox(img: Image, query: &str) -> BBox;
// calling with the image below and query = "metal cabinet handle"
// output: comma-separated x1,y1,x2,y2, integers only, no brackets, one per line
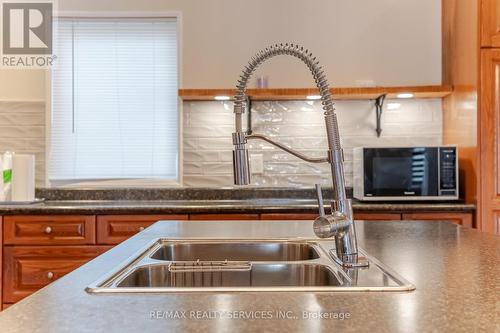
47,271,54,280
44,226,52,234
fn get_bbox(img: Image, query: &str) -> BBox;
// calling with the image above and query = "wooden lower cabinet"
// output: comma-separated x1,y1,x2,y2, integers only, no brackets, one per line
354,213,401,220
3,245,111,303
189,214,259,220
402,212,473,227
97,215,188,245
260,213,317,220
260,213,402,220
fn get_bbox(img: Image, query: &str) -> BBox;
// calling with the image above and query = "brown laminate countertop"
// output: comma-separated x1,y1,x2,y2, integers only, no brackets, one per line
0,199,475,215
0,220,497,333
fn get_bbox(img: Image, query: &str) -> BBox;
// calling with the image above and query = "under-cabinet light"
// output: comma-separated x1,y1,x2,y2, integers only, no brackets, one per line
306,95,322,100
396,93,414,99
214,96,231,101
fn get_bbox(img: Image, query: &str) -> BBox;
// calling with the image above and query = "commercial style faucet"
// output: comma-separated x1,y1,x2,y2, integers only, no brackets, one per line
232,43,367,268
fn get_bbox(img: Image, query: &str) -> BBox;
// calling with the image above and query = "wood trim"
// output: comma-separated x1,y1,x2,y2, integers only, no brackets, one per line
402,212,473,227
178,85,452,101
189,214,259,220
480,0,500,47
96,215,188,244
442,0,479,205
3,215,96,245
479,49,500,233
2,303,13,310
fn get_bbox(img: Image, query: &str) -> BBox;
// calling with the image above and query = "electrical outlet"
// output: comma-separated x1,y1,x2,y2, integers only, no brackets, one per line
250,154,264,174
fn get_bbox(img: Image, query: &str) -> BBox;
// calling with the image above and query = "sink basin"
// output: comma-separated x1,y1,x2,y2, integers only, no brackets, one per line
86,238,415,293
117,263,341,288
150,241,320,261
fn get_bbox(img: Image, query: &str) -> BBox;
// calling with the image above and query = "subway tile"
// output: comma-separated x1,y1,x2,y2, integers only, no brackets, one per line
184,150,220,162
0,126,45,138
182,99,443,187
187,112,234,126
183,138,198,149
201,162,233,175
0,101,45,113
183,125,233,138
219,151,233,162
183,174,234,187
0,113,45,126
183,162,203,174
197,138,234,149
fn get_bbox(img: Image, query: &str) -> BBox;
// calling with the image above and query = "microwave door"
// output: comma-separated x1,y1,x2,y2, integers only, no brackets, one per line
363,148,439,198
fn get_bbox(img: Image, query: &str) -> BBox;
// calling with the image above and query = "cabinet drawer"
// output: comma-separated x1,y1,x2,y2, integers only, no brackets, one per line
97,215,188,244
4,215,96,245
260,213,318,220
189,214,259,220
3,246,111,303
354,213,402,220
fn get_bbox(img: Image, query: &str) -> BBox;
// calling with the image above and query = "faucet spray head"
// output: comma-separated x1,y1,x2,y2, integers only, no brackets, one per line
232,132,251,185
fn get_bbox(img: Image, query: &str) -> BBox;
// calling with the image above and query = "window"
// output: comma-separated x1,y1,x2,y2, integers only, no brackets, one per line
49,17,179,185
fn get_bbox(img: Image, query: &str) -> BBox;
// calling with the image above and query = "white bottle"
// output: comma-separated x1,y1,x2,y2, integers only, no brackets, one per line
3,151,13,201
12,154,35,202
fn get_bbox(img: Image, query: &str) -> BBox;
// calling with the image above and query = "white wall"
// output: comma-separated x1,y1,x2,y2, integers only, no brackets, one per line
0,70,46,101
0,0,442,100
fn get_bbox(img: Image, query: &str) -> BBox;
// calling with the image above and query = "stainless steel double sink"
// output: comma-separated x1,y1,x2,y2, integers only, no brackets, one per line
87,239,415,293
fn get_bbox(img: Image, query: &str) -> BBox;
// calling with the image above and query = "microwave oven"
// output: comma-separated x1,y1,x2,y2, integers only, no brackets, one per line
353,146,459,201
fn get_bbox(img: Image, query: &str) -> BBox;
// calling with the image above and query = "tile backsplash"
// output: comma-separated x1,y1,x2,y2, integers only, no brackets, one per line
183,99,442,187
0,101,45,186
0,99,442,188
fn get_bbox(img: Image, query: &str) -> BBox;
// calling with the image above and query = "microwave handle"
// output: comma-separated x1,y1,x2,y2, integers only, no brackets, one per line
315,184,326,217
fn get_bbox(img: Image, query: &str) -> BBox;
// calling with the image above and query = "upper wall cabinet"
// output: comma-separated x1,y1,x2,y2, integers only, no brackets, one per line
481,0,500,47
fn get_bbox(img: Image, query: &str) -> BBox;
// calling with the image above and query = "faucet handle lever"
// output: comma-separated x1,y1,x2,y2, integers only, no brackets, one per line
315,184,325,217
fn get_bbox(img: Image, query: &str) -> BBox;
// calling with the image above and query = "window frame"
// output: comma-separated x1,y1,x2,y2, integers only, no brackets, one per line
45,11,183,188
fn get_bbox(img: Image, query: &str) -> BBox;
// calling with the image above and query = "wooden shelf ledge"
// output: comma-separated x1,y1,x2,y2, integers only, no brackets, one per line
179,85,452,101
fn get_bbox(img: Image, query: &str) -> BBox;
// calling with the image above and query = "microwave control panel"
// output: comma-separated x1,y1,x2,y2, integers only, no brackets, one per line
439,147,457,196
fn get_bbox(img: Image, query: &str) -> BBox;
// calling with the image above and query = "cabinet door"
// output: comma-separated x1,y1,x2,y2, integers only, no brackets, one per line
353,213,401,221
480,49,500,234
97,215,188,244
3,246,111,303
402,212,473,227
481,0,500,47
2,304,13,310
189,214,259,220
4,215,96,245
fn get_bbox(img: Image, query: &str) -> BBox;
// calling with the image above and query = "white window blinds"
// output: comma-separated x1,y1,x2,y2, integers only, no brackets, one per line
50,18,178,182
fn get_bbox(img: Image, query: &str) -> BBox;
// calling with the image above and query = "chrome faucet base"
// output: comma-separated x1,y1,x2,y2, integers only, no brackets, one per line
330,250,370,268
